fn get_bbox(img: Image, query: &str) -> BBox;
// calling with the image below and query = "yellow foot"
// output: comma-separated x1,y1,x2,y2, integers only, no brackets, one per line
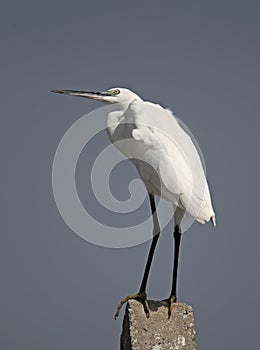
168,295,177,318
114,291,149,319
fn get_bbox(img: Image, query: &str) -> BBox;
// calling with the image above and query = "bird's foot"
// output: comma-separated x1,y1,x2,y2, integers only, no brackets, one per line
114,291,149,319
167,295,177,318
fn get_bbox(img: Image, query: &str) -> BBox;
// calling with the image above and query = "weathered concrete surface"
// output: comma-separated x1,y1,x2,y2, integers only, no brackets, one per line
121,300,196,350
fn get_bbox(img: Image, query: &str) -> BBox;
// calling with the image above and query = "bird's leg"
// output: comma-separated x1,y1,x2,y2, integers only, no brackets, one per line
114,194,160,319
114,291,150,320
168,225,182,318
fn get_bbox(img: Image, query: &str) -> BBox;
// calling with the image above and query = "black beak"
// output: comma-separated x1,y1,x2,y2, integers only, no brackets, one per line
51,89,112,99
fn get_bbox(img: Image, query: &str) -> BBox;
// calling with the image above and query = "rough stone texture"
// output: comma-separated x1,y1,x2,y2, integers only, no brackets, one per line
121,300,196,350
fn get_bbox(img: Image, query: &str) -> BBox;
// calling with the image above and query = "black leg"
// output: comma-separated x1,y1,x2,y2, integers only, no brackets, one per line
168,225,182,317
139,194,160,293
114,194,160,319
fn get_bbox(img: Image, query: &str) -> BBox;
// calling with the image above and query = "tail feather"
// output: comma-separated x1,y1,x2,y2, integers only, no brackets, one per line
211,216,216,227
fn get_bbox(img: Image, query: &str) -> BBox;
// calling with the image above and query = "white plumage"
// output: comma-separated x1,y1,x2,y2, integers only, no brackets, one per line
105,89,216,227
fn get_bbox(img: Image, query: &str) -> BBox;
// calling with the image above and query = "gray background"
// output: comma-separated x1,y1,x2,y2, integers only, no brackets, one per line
1,0,260,349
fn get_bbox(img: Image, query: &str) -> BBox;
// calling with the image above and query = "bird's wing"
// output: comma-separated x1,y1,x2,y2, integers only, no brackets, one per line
125,100,215,223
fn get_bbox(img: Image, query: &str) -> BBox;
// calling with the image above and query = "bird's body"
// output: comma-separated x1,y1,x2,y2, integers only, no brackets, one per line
105,89,215,226
52,86,216,318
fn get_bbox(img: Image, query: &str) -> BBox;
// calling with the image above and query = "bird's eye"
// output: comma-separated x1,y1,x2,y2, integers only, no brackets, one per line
113,89,120,95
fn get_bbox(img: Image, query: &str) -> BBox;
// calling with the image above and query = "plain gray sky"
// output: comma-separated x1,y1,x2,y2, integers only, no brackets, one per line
1,0,260,349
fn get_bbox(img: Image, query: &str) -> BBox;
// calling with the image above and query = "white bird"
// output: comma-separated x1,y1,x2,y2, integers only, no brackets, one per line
52,87,216,318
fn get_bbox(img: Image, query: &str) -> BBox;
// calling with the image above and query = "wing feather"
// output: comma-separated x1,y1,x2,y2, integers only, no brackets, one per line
126,101,215,223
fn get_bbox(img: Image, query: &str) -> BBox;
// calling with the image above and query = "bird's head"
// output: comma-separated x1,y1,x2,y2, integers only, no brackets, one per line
51,87,142,104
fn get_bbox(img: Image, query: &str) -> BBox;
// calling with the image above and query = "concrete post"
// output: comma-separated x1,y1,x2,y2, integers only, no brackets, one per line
121,300,197,350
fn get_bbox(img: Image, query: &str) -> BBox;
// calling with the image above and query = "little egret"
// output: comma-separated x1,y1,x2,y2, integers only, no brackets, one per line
52,87,216,318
